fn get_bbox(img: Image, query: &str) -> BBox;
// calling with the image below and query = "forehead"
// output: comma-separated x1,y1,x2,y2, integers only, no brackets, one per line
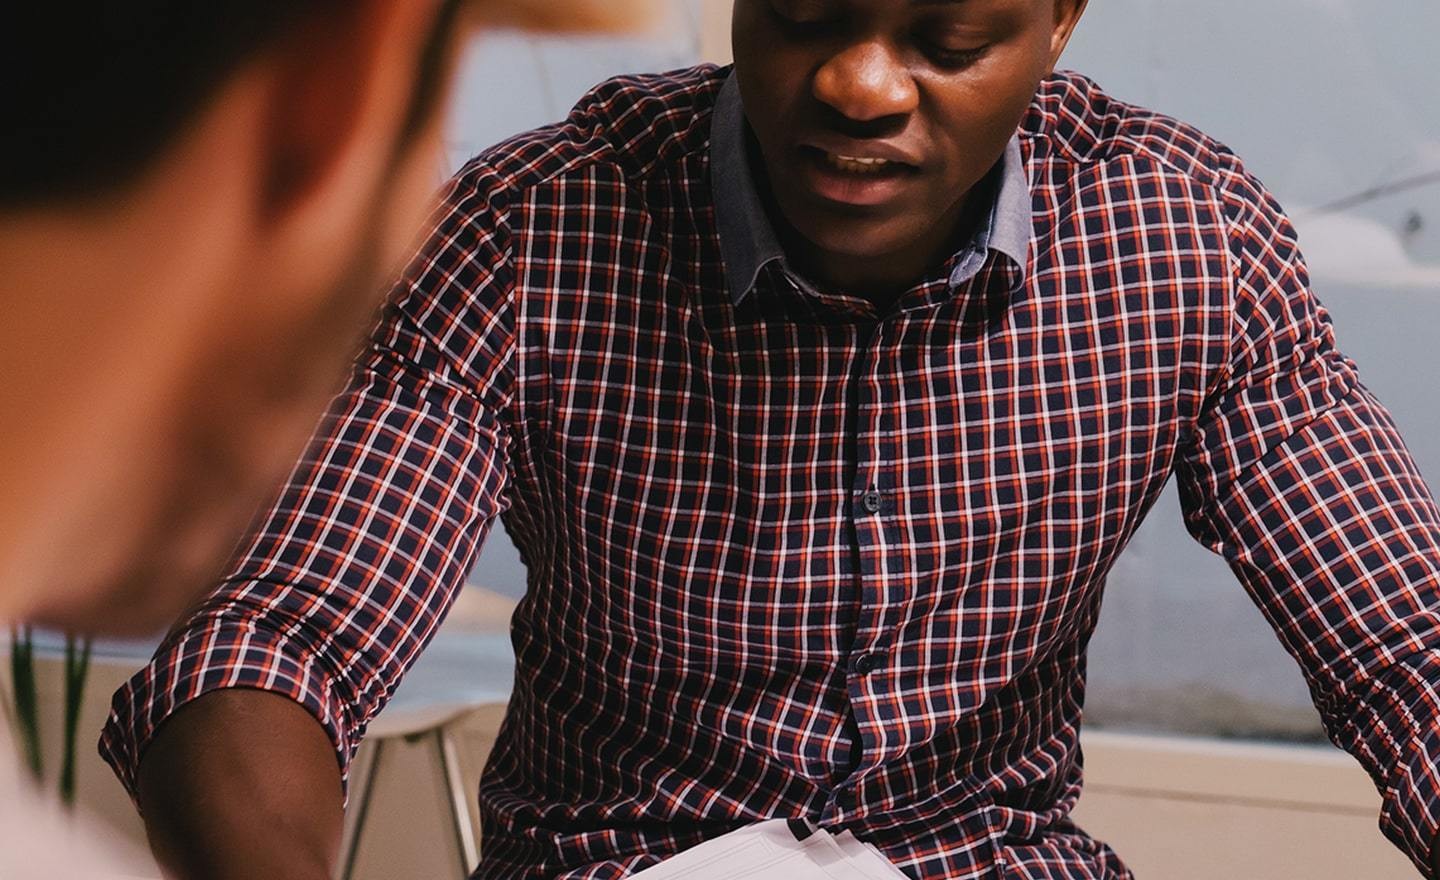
759,0,1046,25
770,0,1042,10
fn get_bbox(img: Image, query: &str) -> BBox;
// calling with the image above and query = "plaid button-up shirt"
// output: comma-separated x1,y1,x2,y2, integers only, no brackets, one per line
103,65,1440,879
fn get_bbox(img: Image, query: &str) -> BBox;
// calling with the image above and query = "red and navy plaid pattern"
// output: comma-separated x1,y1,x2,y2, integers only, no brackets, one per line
103,65,1440,879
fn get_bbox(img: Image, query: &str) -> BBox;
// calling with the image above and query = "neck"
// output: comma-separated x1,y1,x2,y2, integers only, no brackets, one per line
0,188,245,623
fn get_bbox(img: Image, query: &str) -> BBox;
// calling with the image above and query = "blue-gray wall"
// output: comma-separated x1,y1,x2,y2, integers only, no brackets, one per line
1063,0,1440,738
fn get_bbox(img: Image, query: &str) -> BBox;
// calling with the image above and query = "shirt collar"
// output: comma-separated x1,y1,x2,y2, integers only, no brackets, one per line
709,71,1032,306
973,134,1032,286
709,73,787,305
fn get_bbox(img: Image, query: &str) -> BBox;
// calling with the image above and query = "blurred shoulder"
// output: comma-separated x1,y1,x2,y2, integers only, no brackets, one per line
452,63,727,203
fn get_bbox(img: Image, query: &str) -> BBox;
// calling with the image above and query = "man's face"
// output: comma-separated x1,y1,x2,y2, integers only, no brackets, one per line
732,0,1077,268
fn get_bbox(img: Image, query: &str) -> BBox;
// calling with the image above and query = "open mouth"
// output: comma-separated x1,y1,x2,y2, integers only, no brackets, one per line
819,152,907,175
803,145,918,176
795,146,920,207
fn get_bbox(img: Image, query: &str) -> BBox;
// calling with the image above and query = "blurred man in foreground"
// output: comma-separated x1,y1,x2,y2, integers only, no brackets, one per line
0,1,644,877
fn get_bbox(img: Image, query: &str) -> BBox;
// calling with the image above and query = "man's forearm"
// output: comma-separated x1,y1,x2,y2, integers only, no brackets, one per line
136,689,344,880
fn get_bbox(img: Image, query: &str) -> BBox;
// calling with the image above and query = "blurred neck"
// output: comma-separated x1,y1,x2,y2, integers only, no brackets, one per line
0,150,252,624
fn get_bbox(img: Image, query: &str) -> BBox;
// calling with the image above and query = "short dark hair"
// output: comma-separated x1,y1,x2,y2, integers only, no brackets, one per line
1,1,460,207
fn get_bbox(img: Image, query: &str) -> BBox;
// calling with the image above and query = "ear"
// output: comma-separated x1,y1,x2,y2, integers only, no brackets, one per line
258,0,441,221
256,0,657,222
1047,0,1090,72
471,0,658,33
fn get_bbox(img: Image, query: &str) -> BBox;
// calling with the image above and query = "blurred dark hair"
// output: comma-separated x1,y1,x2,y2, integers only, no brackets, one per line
1,1,463,208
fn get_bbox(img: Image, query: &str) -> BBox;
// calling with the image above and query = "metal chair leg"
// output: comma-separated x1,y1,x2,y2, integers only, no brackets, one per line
341,739,386,880
435,727,480,875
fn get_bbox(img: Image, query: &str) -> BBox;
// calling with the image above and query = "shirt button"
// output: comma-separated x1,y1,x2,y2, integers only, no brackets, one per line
861,490,883,514
853,653,880,675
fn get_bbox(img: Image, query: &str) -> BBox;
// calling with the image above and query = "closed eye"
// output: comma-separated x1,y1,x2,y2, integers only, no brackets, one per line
768,0,840,35
923,43,990,71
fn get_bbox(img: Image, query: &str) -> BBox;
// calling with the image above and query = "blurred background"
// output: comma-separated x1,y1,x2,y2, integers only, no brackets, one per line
12,2,1440,878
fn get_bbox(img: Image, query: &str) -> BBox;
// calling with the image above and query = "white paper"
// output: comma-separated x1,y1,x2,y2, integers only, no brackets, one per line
630,819,910,879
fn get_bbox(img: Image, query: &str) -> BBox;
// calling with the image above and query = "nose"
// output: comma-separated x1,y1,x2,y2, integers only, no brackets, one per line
812,40,919,123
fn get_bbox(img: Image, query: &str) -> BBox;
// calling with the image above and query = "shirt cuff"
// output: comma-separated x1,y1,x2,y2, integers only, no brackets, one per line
98,618,355,804
1368,655,1440,877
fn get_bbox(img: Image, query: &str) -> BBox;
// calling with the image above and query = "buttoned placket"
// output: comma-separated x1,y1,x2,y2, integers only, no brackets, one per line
821,309,907,824
819,260,1003,824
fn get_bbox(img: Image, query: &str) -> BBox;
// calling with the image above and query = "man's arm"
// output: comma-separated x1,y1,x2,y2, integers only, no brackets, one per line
102,169,519,878
136,692,341,880
1175,163,1440,877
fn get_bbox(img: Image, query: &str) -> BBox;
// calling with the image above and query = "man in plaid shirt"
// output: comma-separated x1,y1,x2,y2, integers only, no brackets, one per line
105,1,1440,878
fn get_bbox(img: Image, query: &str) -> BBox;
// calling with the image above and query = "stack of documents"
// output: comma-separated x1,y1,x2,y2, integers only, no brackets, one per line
632,818,910,879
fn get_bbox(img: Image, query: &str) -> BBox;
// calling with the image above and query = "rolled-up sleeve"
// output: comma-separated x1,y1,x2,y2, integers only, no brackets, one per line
1176,162,1440,874
100,166,519,802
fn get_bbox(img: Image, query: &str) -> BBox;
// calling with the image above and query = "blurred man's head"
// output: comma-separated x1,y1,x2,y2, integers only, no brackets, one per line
0,0,647,631
731,0,1086,295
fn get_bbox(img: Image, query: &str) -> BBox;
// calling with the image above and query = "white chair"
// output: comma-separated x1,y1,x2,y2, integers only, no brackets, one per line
339,631,515,880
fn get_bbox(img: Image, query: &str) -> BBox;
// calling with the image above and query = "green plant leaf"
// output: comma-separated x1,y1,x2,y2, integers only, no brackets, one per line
9,625,43,780
60,634,93,806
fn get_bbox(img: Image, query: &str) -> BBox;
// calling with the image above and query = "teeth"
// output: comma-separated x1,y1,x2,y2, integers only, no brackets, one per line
823,152,895,174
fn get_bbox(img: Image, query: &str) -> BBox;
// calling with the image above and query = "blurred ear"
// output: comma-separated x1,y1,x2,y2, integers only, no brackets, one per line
258,0,451,225
471,0,659,34
1047,0,1089,70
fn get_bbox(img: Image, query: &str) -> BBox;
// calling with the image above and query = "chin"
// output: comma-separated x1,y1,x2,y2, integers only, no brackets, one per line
783,200,921,259
16,430,281,637
23,562,207,638
22,497,250,637
801,218,923,262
